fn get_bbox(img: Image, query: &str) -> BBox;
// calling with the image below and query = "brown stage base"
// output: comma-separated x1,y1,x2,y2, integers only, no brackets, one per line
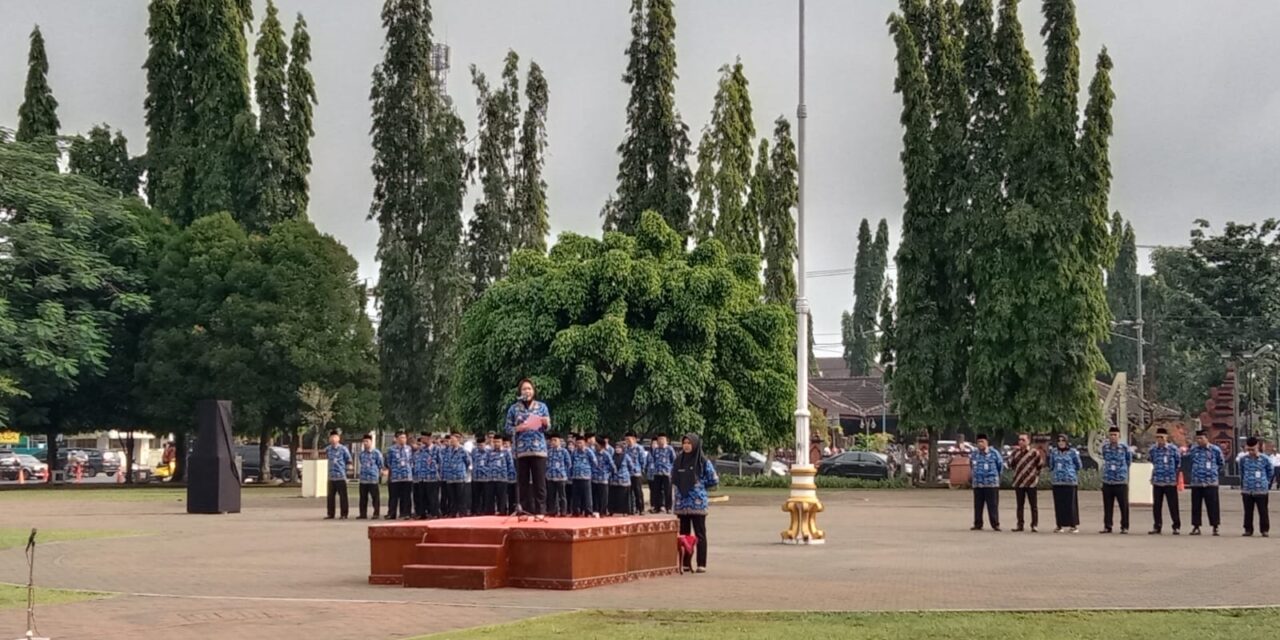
368,515,679,590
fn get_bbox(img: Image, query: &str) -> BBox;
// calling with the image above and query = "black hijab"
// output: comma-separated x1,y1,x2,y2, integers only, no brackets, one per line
674,433,707,495
613,446,624,469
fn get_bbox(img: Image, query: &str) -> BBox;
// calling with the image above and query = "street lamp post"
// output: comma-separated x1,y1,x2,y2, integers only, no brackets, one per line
781,0,824,545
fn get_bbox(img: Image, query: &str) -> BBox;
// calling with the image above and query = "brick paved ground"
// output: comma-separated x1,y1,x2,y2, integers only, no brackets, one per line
1,487,1277,639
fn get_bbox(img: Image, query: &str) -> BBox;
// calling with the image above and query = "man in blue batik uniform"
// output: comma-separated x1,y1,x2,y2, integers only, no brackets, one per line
569,434,597,517
324,430,352,520
1187,429,1225,536
1240,437,1274,537
969,434,1004,531
648,434,676,514
1148,427,1181,535
546,434,571,516
440,432,471,517
1099,426,1133,534
357,434,384,520
624,431,647,514
385,431,414,520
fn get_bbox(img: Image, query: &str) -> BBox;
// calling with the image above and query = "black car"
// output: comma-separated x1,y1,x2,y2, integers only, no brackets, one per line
713,452,769,476
235,444,296,482
817,451,891,480
32,448,119,477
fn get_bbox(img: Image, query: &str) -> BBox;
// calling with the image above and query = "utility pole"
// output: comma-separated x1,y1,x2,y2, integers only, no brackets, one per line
1135,278,1144,428
782,0,824,545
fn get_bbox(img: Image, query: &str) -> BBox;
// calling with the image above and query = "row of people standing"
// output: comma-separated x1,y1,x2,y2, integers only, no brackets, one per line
971,427,1273,536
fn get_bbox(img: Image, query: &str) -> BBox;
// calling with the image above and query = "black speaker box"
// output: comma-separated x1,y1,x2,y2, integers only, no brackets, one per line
187,399,242,514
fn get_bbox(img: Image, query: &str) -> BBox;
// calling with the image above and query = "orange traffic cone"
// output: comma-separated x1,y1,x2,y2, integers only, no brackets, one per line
17,467,25,485
75,464,83,483
1177,470,1185,492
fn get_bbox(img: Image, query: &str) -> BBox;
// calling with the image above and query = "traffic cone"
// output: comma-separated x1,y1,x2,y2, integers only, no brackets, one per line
75,464,83,483
1177,470,1185,492
17,468,24,485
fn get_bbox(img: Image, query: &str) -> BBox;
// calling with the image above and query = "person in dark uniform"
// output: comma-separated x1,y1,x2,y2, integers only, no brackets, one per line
968,434,1003,531
1099,426,1132,534
385,431,414,520
546,434,571,516
1187,429,1225,536
356,434,383,520
1240,437,1274,537
323,430,351,520
1148,427,1181,535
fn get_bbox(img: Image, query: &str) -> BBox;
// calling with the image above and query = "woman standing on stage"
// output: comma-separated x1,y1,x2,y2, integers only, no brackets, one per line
673,433,719,573
505,379,550,521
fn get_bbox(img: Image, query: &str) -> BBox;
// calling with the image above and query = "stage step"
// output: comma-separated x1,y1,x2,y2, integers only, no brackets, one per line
418,526,509,545
402,564,506,590
415,542,505,567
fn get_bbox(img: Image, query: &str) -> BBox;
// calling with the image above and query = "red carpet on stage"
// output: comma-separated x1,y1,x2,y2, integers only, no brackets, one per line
368,515,679,590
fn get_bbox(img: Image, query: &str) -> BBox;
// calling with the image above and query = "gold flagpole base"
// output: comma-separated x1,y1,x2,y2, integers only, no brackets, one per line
781,465,825,544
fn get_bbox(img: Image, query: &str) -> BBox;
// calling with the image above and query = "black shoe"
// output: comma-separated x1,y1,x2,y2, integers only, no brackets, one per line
384,515,396,520
1243,532,1253,537
1098,528,1112,534
340,515,348,520
970,526,983,531
992,526,1002,532
1263,532,1270,538
1120,529,1128,535
356,515,367,520
1012,526,1024,532
1212,527,1220,537
1190,527,1201,536
1148,529,1161,535
1030,526,1037,533
324,515,335,520
1172,529,1180,536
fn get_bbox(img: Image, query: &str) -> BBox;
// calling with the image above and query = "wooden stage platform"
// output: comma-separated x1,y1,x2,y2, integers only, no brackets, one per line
368,515,680,590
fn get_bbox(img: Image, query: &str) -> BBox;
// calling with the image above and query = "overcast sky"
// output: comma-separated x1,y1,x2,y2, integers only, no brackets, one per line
3,1,1279,358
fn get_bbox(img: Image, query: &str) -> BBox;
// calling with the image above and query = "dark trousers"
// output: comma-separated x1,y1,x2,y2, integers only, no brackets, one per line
485,481,509,515
444,482,466,516
972,487,999,528
414,481,440,518
1243,493,1270,534
1191,486,1221,528
472,479,485,514
593,483,609,515
327,479,349,518
630,477,645,514
609,485,629,515
571,479,593,515
388,481,412,518
1014,487,1038,529
517,457,548,515
1052,485,1079,528
549,480,568,516
650,475,672,512
508,483,517,512
1102,483,1130,530
678,514,708,569
359,482,381,518
1152,485,1181,531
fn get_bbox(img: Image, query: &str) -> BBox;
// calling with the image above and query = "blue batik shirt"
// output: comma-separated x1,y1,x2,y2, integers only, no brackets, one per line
625,443,646,477
1048,448,1082,485
648,445,675,477
357,448,384,484
969,448,1004,488
1240,454,1275,495
546,446,570,482
1187,444,1225,487
472,444,491,482
570,447,596,480
505,400,550,459
325,444,352,481
592,448,614,483
501,448,517,482
386,444,414,482
610,453,637,486
412,445,439,482
1148,443,1180,486
674,459,720,516
440,446,470,483
1100,442,1133,485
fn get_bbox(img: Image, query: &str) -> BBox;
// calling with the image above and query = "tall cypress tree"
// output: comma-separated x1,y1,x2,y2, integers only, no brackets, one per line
762,117,797,306
879,281,896,379
704,61,756,254
691,134,717,244
174,0,258,227
285,13,317,220
69,125,140,197
253,0,290,231
144,0,183,211
465,51,521,299
1104,212,1138,378
609,0,693,238
742,137,770,258
843,219,875,375
16,26,61,162
371,0,467,428
512,61,549,253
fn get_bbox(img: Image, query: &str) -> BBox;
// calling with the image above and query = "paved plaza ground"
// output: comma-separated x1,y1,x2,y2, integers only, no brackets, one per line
0,485,1277,639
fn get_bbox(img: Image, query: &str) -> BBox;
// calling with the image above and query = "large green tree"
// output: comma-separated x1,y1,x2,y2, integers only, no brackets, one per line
453,212,794,452
284,12,317,220
512,61,550,253
16,26,61,164
144,0,184,211
1103,212,1139,379
761,117,797,306
69,125,141,197
465,51,522,298
607,0,693,239
253,0,290,231
370,0,468,430
0,141,152,472
692,61,756,254
843,218,889,376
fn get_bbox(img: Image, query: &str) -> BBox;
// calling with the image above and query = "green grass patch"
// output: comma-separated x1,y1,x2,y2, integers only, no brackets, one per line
0,487,190,502
0,527,137,550
0,584,107,610
415,609,1280,640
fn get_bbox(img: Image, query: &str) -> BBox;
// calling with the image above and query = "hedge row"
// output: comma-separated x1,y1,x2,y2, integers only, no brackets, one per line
717,474,909,490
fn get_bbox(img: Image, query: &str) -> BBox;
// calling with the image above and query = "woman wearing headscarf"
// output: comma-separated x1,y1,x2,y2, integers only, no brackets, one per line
1048,433,1083,533
673,433,719,573
504,379,550,521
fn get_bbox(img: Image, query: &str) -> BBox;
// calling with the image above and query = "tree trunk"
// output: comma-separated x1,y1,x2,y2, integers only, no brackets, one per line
121,430,136,484
926,429,939,487
45,424,59,484
174,431,188,482
288,426,301,485
258,425,272,483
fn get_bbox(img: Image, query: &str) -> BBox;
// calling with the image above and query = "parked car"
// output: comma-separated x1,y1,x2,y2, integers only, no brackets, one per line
235,444,298,482
32,448,119,477
0,453,49,481
816,451,891,480
713,451,788,477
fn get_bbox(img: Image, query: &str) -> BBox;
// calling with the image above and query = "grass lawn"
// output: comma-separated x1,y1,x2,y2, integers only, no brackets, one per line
0,584,106,610
416,609,1280,640
0,527,137,550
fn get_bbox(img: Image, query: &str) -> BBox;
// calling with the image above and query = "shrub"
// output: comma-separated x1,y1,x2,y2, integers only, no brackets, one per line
718,474,909,490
